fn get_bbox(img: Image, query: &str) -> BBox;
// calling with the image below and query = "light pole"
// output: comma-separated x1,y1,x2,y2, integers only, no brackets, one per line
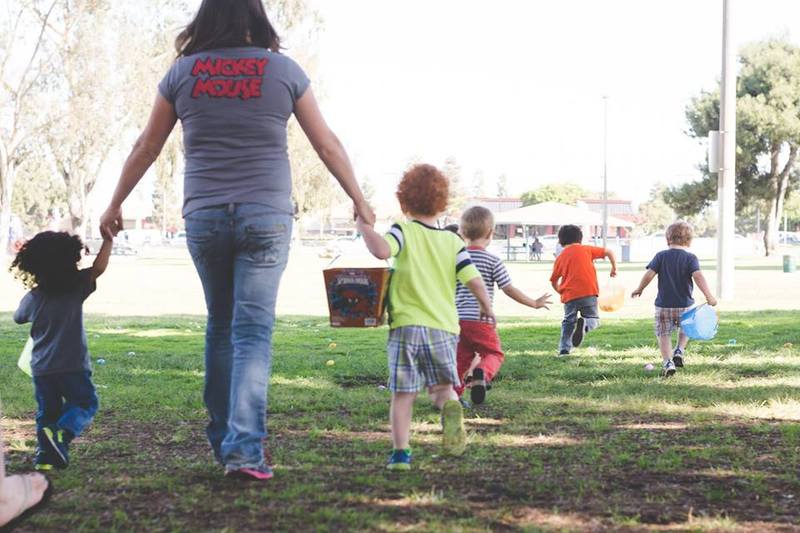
602,95,609,249
717,0,736,299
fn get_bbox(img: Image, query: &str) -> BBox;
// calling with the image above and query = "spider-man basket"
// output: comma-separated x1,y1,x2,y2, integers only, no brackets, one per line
323,267,391,327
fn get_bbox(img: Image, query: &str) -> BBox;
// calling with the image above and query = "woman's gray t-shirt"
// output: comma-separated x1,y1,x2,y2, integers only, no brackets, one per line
158,47,310,216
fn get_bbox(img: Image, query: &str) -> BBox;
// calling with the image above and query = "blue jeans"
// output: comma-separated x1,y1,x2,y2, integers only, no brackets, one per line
33,370,98,445
185,203,292,469
559,296,600,352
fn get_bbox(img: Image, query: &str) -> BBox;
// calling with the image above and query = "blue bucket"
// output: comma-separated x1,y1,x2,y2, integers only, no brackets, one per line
680,304,718,340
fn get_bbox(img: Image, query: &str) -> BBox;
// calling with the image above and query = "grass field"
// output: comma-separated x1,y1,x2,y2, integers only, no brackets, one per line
2,311,799,532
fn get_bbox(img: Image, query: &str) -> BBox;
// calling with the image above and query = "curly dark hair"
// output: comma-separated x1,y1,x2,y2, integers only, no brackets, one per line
10,232,84,293
396,164,450,216
558,224,583,246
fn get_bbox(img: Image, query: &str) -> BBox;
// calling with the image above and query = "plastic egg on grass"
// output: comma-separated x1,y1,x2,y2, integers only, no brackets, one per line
326,359,336,366
644,363,655,372
328,342,337,350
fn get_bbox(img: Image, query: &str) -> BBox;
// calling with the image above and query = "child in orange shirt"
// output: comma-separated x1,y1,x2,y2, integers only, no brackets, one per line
549,225,617,355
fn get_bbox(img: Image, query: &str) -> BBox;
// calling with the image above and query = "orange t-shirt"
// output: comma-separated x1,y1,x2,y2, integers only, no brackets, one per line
550,244,606,303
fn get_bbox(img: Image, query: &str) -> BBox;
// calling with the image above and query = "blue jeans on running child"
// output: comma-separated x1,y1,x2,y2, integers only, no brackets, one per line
33,370,98,445
185,203,292,470
559,295,600,352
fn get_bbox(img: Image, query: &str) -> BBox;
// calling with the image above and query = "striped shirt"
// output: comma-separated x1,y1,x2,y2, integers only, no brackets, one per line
456,247,512,321
383,220,481,334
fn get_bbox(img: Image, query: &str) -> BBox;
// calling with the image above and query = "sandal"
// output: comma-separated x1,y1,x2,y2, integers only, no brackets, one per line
0,474,53,532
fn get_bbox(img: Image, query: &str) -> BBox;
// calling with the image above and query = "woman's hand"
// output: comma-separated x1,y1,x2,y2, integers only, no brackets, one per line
99,205,123,240
354,199,375,226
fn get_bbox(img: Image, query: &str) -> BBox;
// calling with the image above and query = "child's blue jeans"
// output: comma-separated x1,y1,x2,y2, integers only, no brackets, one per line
33,370,98,445
559,296,600,352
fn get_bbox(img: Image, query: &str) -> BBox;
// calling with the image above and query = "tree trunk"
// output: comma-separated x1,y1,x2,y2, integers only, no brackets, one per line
0,164,17,257
763,145,798,256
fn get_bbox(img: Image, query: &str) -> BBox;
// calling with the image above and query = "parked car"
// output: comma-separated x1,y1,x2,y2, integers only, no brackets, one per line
318,235,370,259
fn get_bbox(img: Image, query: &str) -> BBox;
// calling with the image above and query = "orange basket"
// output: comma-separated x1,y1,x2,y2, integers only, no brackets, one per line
323,267,391,327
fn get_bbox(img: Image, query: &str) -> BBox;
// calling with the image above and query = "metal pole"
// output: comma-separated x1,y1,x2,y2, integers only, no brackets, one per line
717,0,736,299
602,96,609,249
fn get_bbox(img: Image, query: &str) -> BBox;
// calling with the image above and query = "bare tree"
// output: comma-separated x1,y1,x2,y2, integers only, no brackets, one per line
0,0,58,253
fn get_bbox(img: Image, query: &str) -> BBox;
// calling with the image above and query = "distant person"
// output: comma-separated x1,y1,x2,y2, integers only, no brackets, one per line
454,207,551,405
11,231,112,471
530,237,543,261
357,164,494,470
99,0,372,480
550,225,617,356
0,421,52,529
631,221,717,376
554,241,564,258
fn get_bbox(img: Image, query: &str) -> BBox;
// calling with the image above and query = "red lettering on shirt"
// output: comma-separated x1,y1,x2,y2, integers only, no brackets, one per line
190,57,269,100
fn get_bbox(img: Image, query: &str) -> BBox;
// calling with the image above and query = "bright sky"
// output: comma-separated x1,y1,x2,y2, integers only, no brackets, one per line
301,0,800,205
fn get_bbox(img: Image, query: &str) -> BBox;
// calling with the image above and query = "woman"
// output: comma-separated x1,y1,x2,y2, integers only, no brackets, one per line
100,0,373,481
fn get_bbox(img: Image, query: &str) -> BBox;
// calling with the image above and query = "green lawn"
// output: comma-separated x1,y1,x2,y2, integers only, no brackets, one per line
1,312,799,532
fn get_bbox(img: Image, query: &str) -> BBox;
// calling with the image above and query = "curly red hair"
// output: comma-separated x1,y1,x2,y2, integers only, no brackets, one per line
396,164,449,216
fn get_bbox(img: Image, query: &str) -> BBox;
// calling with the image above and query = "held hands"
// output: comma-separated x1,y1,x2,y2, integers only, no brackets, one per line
354,199,375,226
99,205,123,241
534,293,553,310
479,302,496,326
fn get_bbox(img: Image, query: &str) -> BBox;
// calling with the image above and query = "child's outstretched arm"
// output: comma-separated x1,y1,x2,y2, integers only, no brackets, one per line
502,285,552,310
465,277,496,324
604,248,618,277
691,271,718,306
356,217,391,260
631,269,656,298
90,237,113,283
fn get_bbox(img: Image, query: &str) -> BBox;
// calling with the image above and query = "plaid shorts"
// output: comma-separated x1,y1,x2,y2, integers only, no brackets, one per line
654,306,690,337
387,326,459,393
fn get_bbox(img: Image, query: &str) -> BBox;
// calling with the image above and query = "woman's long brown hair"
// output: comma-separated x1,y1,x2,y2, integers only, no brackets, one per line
175,0,281,57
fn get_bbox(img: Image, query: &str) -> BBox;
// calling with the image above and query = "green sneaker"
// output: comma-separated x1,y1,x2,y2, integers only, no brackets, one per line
33,448,54,471
386,449,412,471
441,400,466,456
40,427,69,469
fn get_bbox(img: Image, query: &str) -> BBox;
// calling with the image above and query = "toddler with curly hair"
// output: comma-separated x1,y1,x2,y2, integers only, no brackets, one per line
11,231,112,471
357,163,494,470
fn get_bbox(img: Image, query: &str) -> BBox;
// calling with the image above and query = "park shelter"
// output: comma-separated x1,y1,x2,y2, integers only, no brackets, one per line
492,202,635,259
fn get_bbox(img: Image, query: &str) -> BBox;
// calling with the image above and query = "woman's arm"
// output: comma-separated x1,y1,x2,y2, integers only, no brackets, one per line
294,88,375,225
99,94,177,239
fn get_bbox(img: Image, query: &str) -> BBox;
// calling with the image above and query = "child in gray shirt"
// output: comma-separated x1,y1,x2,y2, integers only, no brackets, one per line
12,231,112,471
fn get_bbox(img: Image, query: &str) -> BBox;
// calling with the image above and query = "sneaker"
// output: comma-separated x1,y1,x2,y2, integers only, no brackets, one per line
40,427,68,469
663,359,676,377
224,464,274,481
558,349,570,356
470,368,487,405
33,448,54,471
672,348,684,368
459,397,472,409
441,400,467,456
572,317,586,347
386,449,412,471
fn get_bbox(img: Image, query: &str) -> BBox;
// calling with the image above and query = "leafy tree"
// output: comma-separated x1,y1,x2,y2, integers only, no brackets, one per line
470,169,486,197
637,184,676,235
442,156,466,215
520,183,590,206
667,38,800,255
496,174,508,197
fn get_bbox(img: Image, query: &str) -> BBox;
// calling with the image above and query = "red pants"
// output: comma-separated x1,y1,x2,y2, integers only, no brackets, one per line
454,320,505,396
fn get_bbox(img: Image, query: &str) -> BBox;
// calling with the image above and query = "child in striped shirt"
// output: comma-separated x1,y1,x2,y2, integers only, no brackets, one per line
454,206,552,405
